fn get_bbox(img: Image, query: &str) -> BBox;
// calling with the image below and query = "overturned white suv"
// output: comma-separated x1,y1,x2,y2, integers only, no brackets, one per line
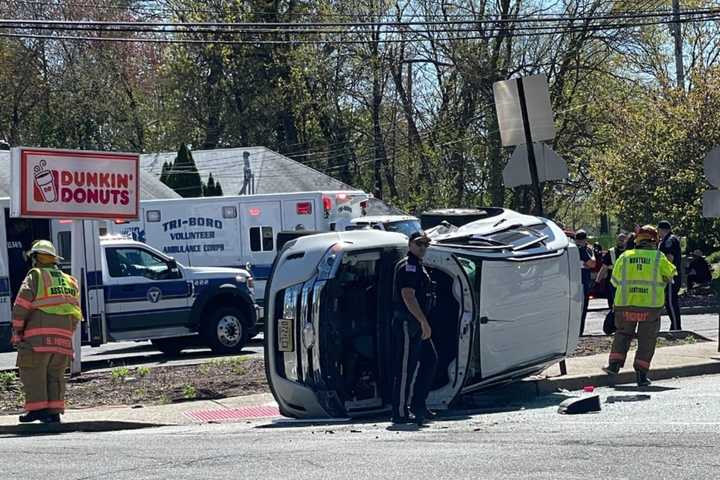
264,208,583,419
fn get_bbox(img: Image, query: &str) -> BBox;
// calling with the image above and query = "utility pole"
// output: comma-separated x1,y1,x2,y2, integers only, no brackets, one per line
672,0,685,90
407,61,413,149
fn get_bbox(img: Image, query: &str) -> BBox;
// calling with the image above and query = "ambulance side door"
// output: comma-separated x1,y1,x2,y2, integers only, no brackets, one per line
102,245,193,341
240,201,282,279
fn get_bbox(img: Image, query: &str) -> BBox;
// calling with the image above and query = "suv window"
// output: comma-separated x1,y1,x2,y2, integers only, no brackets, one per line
106,247,180,280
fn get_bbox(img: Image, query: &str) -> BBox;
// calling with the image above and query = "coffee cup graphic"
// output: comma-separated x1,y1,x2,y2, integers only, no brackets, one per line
34,160,57,203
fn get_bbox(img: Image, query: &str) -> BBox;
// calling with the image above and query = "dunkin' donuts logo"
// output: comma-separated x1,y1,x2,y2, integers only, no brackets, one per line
32,159,133,206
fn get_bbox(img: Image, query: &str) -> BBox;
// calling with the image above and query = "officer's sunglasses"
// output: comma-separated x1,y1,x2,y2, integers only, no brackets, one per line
413,239,431,248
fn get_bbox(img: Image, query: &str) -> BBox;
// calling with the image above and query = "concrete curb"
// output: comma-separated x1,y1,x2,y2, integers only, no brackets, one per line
530,359,720,396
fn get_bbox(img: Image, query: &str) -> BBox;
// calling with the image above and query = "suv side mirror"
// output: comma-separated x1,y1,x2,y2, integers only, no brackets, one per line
168,258,178,271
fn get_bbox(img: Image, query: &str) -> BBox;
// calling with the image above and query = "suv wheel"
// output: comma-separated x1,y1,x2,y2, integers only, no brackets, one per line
203,307,248,354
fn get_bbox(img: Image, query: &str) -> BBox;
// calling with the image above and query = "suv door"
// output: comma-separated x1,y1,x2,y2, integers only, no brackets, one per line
102,246,192,341
478,254,571,379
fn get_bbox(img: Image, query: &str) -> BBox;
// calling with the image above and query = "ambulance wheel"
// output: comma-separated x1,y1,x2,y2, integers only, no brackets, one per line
203,307,249,354
151,338,187,356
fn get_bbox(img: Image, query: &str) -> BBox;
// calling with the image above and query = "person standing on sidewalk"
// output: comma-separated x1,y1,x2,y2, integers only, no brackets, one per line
597,233,627,334
11,240,83,423
575,230,596,335
658,220,682,331
602,226,676,386
391,231,438,426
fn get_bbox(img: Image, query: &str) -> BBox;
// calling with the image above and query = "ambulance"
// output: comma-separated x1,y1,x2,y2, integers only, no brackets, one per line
264,208,583,419
0,198,257,354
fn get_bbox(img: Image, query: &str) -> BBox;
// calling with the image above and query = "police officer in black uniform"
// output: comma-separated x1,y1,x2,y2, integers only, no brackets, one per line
658,220,682,330
392,231,438,426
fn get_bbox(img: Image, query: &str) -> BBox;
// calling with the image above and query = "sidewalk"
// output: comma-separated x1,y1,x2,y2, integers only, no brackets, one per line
2,343,719,433
530,340,720,394
0,392,277,434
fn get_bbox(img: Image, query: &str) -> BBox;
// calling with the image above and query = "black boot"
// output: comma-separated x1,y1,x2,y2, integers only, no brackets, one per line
40,414,61,424
602,362,621,375
636,371,652,387
19,409,50,423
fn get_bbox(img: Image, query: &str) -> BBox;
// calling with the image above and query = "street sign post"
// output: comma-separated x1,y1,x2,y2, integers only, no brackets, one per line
494,74,564,215
10,147,139,375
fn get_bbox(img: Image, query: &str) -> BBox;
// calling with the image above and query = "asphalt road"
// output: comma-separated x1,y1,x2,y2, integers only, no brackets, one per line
1,374,718,479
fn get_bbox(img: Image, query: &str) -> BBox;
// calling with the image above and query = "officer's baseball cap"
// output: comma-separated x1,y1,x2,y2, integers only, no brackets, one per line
658,220,672,230
408,231,430,246
575,229,588,240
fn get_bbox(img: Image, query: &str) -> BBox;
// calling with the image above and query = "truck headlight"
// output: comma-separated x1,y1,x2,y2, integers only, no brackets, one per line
317,243,346,280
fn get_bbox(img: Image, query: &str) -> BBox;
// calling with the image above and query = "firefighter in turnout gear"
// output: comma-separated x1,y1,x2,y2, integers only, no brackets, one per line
602,226,676,386
391,231,438,426
11,240,83,423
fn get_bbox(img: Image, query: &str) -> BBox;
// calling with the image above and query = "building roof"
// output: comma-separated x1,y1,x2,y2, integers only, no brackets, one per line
0,151,180,200
139,146,357,195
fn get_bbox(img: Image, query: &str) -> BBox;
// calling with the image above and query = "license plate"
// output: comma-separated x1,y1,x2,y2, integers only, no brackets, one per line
278,318,294,352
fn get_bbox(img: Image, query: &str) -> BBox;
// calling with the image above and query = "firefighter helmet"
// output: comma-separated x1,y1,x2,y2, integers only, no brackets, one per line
635,225,658,244
26,240,63,260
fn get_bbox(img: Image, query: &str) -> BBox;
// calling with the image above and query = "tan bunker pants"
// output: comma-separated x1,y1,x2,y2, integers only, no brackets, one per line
16,344,70,413
608,317,661,373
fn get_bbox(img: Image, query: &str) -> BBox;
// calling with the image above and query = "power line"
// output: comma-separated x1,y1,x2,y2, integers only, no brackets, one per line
3,13,720,45
9,0,678,19
3,6,720,28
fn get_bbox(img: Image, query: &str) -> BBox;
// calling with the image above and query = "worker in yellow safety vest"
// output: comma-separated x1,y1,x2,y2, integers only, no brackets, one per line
602,225,676,386
11,240,83,423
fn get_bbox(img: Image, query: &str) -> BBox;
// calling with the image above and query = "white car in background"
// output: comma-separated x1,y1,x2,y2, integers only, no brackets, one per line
264,208,583,419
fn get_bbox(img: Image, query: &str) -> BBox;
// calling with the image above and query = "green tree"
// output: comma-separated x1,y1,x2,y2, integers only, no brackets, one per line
202,172,223,197
166,144,203,198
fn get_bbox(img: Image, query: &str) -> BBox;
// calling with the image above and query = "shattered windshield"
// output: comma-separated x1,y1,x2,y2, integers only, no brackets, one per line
437,223,552,251
384,220,422,237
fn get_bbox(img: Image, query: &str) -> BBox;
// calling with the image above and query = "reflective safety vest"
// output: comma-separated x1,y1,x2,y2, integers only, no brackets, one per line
611,249,676,311
32,268,82,321
21,268,82,357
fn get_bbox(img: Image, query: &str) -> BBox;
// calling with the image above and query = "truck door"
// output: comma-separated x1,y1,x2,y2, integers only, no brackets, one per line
240,201,282,280
281,198,318,232
102,245,193,341
478,255,570,379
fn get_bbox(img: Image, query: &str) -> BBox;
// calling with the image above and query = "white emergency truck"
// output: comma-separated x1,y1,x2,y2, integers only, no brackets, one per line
101,191,370,307
264,208,583,419
0,199,257,354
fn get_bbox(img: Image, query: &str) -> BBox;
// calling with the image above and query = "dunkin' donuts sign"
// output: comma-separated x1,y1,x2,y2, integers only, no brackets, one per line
11,147,139,219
